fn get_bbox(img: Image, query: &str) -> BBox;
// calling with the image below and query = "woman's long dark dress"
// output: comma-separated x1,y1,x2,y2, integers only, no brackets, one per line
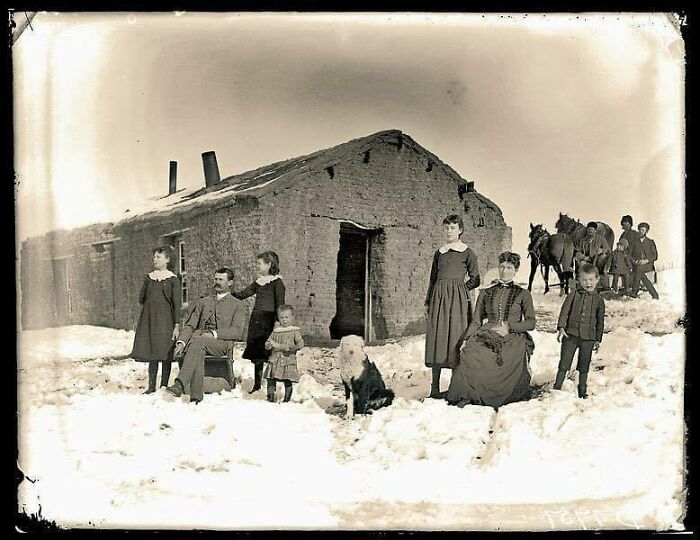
131,274,181,362
425,248,480,369
446,282,536,408
233,277,285,364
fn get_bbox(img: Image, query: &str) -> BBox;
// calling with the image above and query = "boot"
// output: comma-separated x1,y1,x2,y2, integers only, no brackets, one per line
249,363,263,394
166,378,184,397
429,367,441,398
143,361,158,394
266,379,276,402
283,381,293,403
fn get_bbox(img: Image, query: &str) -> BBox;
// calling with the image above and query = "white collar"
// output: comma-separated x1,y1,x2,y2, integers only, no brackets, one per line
256,274,281,286
148,269,176,281
438,240,468,254
216,291,230,300
493,279,515,287
273,325,300,332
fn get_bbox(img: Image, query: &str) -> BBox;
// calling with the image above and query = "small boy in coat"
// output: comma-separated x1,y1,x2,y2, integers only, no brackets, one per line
609,239,634,293
553,263,606,398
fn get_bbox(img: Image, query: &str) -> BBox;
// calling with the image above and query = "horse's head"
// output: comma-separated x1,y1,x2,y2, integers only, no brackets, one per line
527,224,548,252
555,212,574,233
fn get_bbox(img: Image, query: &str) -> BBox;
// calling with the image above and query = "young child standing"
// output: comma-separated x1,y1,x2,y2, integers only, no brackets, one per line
131,245,181,393
264,305,304,403
609,239,633,293
553,263,606,398
233,251,285,393
424,214,481,398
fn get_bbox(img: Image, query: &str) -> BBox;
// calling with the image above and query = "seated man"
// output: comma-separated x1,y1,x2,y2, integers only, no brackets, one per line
574,222,611,289
166,267,247,403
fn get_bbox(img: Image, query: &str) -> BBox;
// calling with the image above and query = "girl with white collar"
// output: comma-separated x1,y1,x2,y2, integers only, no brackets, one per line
424,214,481,398
131,245,181,393
233,251,286,393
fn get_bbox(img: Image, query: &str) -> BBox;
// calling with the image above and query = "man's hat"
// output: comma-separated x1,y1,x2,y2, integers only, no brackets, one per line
586,221,598,229
638,222,650,230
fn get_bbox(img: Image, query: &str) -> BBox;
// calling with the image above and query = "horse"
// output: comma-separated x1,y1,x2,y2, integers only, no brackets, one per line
527,223,575,296
554,212,615,256
555,213,615,286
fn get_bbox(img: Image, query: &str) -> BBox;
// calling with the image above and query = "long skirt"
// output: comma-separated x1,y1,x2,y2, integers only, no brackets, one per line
425,279,472,369
131,285,176,362
447,329,534,408
242,310,276,364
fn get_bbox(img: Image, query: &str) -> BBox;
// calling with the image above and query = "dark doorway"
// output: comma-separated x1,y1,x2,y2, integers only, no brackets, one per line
330,223,373,340
52,258,71,324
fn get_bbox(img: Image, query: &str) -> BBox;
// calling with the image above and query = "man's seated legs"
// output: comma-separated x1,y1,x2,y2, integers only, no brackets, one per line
173,336,229,401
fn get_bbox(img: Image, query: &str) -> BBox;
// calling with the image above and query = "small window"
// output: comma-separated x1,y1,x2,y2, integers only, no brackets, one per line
178,240,188,306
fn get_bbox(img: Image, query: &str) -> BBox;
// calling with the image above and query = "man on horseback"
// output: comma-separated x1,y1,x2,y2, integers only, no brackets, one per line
574,222,611,290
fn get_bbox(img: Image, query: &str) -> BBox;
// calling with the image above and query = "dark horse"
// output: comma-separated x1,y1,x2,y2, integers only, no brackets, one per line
554,213,615,258
528,224,575,296
555,213,615,283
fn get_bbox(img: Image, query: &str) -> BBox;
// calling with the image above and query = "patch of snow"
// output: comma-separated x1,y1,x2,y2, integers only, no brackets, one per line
116,174,285,223
17,268,686,529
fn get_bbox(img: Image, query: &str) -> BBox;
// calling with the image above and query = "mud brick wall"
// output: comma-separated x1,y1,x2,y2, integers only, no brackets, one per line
254,139,511,339
20,224,114,330
20,136,511,339
259,205,340,338
111,198,262,332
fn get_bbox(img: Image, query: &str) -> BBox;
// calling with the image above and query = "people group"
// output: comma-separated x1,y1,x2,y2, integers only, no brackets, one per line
131,211,660,410
132,247,300,404
575,215,659,300
426,214,612,408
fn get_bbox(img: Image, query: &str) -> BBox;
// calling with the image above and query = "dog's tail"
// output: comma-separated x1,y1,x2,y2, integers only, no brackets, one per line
366,388,395,411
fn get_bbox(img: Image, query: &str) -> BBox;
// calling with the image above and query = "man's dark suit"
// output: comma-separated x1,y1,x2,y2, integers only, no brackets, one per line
175,293,247,401
630,236,659,299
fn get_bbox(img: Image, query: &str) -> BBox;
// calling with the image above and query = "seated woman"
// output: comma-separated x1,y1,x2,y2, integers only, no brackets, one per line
446,252,536,409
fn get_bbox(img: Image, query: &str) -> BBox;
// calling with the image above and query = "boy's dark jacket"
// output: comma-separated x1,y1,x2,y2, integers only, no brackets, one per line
609,250,634,274
557,285,606,342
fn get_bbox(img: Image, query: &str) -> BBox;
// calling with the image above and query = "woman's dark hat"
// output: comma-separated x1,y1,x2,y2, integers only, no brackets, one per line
586,221,598,229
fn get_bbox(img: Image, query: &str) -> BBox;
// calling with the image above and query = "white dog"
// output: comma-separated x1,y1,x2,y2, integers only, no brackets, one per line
338,335,394,419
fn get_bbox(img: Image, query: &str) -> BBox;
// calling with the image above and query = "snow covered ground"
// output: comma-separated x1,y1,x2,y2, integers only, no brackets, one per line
17,269,687,530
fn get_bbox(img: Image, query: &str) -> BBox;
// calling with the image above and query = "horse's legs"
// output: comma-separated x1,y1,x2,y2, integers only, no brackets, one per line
528,256,537,292
543,264,550,294
552,265,564,297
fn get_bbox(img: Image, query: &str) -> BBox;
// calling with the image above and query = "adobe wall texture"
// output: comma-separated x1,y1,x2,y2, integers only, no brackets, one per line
110,197,263,332
20,224,114,330
20,138,511,340
249,138,511,339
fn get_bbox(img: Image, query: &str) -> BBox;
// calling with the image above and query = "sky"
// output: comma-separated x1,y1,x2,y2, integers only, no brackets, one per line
13,12,685,269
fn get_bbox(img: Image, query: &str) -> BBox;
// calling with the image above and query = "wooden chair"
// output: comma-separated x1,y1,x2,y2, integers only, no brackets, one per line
203,342,239,390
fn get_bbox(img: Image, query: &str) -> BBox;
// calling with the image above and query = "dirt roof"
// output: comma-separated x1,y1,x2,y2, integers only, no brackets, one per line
116,129,499,224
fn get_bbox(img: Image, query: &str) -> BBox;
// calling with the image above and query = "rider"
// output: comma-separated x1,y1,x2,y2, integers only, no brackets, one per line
573,222,611,290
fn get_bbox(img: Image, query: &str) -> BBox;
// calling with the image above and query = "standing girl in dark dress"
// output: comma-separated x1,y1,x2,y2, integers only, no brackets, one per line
425,214,481,398
131,246,181,394
233,251,286,394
